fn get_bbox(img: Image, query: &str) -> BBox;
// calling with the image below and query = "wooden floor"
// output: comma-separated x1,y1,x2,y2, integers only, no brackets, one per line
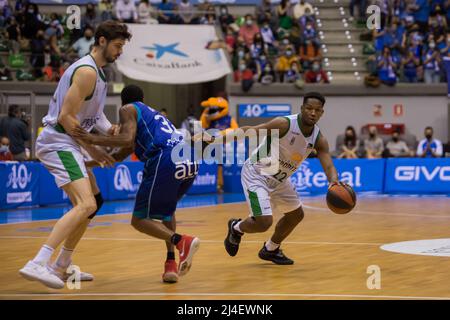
1,196,450,300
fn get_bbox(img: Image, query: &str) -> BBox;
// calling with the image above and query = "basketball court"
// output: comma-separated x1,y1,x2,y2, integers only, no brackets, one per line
1,194,449,300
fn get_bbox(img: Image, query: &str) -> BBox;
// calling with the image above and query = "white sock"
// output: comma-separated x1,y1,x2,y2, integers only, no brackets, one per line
265,239,280,251
54,246,74,269
32,245,54,265
233,221,244,234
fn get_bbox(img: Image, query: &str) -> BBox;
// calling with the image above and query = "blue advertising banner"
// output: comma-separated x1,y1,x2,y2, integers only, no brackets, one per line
238,104,292,118
0,162,40,209
39,165,70,206
385,158,450,194
106,162,144,200
31,0,290,6
290,158,385,195
187,162,218,194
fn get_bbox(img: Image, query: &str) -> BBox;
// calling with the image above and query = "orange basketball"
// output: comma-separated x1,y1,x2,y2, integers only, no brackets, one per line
326,183,356,214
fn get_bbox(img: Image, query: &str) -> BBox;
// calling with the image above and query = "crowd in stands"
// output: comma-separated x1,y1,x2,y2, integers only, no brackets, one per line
0,105,31,161
360,0,450,85
333,124,445,158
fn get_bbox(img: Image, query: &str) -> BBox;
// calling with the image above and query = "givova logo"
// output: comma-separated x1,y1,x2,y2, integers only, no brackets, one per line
395,166,450,181
114,165,137,192
291,161,362,191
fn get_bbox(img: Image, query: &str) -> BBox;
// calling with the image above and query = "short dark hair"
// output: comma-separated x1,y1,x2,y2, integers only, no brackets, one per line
303,92,326,106
425,126,433,132
94,20,132,46
121,85,144,105
8,105,20,117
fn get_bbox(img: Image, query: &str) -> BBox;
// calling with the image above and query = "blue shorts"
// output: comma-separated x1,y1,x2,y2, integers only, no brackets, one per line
133,150,197,221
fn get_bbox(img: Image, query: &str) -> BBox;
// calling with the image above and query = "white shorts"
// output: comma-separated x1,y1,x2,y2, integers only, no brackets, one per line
241,162,302,217
36,129,88,188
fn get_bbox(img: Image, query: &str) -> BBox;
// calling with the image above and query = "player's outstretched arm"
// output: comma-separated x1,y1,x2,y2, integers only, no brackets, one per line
316,134,339,184
73,105,137,147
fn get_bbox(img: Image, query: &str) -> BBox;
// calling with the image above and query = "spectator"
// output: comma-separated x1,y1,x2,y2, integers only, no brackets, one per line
181,105,198,136
179,0,198,24
116,0,138,23
276,0,293,35
416,126,443,157
239,61,255,92
43,56,64,82
239,14,260,47
349,0,367,22
21,2,42,39
98,0,114,21
259,61,276,84
401,49,420,82
422,40,441,83
250,33,267,59
293,0,313,21
305,60,329,83
377,46,398,85
224,27,236,53
364,126,384,159
6,16,21,54
0,136,13,161
157,0,179,24
300,39,321,70
70,26,95,59
336,126,359,159
218,5,234,33
260,20,276,48
411,0,430,33
302,20,320,55
0,105,31,161
196,0,215,24
256,0,276,26
83,2,101,29
276,45,300,82
385,130,411,157
30,29,46,78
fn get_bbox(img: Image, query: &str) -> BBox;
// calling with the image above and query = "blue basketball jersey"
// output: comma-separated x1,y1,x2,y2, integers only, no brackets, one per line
131,102,183,162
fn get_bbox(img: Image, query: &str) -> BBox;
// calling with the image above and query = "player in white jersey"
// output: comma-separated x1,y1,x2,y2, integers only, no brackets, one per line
219,92,343,264
19,21,131,289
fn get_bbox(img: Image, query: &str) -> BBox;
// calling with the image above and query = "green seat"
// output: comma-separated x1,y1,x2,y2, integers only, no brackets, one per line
9,53,26,68
16,69,35,81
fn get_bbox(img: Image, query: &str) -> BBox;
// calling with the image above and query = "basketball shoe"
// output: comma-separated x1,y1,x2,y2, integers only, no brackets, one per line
19,260,65,289
224,218,243,256
176,235,200,276
162,260,179,283
48,262,94,282
258,243,294,265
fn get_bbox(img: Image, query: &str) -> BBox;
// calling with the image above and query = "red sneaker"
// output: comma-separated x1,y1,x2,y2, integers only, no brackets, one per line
162,260,178,283
176,235,200,276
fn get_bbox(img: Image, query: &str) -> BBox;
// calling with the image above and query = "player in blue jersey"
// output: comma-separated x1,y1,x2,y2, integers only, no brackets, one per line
74,85,200,283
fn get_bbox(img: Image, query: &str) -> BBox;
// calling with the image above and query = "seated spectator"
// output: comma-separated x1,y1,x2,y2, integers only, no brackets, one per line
385,130,411,157
260,20,276,47
0,136,13,161
302,21,320,55
179,0,197,24
255,54,269,78
21,3,43,39
411,0,431,34
116,0,138,23
219,5,234,33
276,0,293,35
284,63,301,83
300,39,321,69
293,0,313,21
305,60,329,83
298,7,315,30
377,46,399,85
258,62,276,84
197,0,215,24
83,2,101,29
6,16,20,54
257,0,276,25
416,126,443,157
30,29,46,78
250,33,268,59
336,126,360,159
98,0,114,21
364,126,384,159
401,49,420,82
70,26,95,59
239,14,260,47
225,27,236,53
138,0,158,24
349,0,368,22
43,56,64,82
276,46,300,82
422,40,441,83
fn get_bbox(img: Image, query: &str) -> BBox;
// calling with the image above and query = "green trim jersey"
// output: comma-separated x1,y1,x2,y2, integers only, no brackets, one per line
248,114,321,185
36,54,108,187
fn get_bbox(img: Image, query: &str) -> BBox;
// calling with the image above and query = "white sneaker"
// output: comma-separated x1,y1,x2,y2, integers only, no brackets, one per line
19,261,65,289
49,263,94,282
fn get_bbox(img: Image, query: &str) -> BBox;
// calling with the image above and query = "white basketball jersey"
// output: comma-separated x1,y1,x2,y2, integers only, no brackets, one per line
38,54,108,150
248,114,321,184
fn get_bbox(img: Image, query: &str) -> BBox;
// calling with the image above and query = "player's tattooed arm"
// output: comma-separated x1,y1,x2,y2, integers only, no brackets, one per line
316,134,339,184
73,105,137,147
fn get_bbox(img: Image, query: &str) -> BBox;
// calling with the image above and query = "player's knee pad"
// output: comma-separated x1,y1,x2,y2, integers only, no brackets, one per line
88,193,104,219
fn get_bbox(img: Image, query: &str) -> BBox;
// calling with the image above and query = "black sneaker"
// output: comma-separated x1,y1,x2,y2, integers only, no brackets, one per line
258,244,294,265
224,218,243,257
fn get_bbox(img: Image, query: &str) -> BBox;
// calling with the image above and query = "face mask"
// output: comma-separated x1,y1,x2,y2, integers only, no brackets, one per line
312,64,320,72
246,20,253,26
263,25,269,29
306,25,312,30
0,145,8,153
239,64,246,71
429,43,435,49
286,50,292,56
260,55,266,61
221,9,227,14
256,44,262,49
28,9,34,14
238,51,244,58
264,66,271,72
282,39,289,45
425,134,432,140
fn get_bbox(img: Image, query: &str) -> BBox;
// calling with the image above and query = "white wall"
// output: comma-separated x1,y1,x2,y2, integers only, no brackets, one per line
229,96,449,151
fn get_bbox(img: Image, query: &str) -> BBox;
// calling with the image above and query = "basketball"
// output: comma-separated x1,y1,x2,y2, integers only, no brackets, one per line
326,183,357,214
